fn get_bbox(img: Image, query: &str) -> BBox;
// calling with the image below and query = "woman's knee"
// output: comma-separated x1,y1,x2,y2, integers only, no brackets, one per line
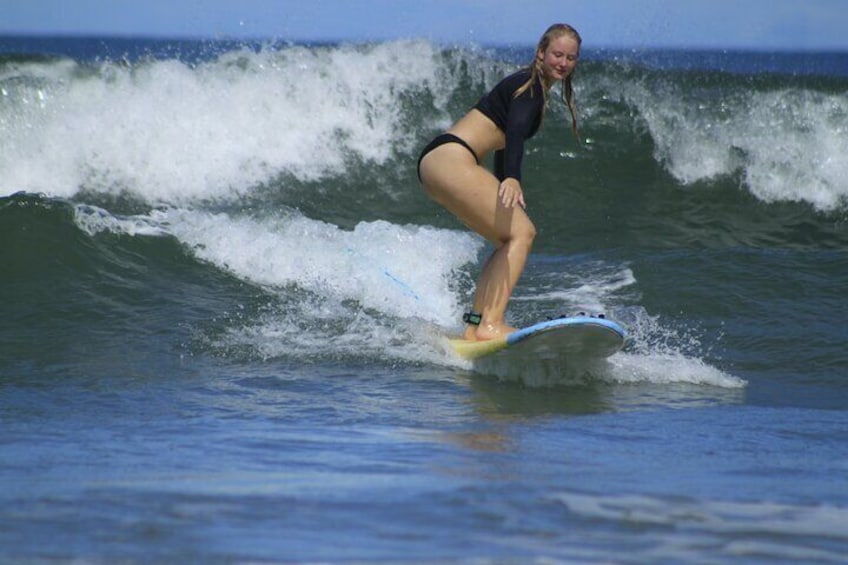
523,221,537,243
501,219,536,249
517,222,537,249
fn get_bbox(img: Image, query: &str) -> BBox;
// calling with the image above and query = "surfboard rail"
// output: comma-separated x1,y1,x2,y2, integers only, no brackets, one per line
449,316,625,361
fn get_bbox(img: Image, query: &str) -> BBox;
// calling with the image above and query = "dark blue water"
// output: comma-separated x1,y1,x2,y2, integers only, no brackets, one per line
1,36,847,563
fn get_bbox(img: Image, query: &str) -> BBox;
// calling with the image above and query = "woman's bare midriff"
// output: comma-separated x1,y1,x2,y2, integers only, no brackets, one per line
447,109,505,161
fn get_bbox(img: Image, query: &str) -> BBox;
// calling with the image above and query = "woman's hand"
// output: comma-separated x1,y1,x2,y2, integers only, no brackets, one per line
498,178,526,209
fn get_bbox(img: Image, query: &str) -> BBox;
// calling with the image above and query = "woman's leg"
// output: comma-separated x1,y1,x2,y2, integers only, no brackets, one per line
469,226,533,340
419,144,536,340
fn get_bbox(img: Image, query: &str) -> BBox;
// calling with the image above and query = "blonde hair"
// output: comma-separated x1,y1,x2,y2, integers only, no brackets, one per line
515,23,582,140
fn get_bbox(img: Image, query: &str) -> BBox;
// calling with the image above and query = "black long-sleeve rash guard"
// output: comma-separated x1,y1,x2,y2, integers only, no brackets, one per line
473,68,544,182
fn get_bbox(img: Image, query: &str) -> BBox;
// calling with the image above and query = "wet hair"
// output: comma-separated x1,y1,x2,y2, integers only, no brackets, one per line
515,23,582,140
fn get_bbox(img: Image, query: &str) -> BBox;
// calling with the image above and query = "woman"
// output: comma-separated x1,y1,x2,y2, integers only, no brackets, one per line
418,23,582,341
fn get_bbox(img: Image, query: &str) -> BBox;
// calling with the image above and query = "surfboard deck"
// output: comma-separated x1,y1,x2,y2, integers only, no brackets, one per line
449,316,625,362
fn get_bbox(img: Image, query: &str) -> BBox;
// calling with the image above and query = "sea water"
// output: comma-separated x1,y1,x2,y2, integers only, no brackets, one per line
1,36,847,563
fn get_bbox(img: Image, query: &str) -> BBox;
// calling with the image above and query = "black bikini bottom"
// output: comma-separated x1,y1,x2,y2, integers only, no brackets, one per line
417,133,480,182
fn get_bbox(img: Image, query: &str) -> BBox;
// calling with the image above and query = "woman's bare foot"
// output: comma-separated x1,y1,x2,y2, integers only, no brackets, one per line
463,321,517,341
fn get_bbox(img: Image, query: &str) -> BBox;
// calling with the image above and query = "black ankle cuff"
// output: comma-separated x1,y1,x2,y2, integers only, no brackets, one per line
462,311,482,326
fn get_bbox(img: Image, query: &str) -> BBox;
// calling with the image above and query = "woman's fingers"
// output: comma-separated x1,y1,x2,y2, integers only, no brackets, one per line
499,179,526,208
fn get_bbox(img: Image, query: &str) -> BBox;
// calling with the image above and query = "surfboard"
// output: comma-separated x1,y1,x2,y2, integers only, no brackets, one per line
449,316,625,362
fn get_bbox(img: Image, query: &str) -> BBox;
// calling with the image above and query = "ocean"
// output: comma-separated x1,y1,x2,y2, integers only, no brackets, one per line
1,35,846,563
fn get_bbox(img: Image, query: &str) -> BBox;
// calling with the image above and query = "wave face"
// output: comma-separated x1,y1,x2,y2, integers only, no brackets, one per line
2,38,847,387
2,40,846,231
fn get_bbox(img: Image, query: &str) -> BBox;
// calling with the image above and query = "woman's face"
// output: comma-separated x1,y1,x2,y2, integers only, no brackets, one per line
537,34,580,82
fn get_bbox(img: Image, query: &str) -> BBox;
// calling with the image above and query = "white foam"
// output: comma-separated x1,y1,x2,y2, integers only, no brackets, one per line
740,90,848,210
610,307,745,388
73,203,481,328
605,351,745,388
591,74,848,212
513,261,637,316
0,40,450,202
